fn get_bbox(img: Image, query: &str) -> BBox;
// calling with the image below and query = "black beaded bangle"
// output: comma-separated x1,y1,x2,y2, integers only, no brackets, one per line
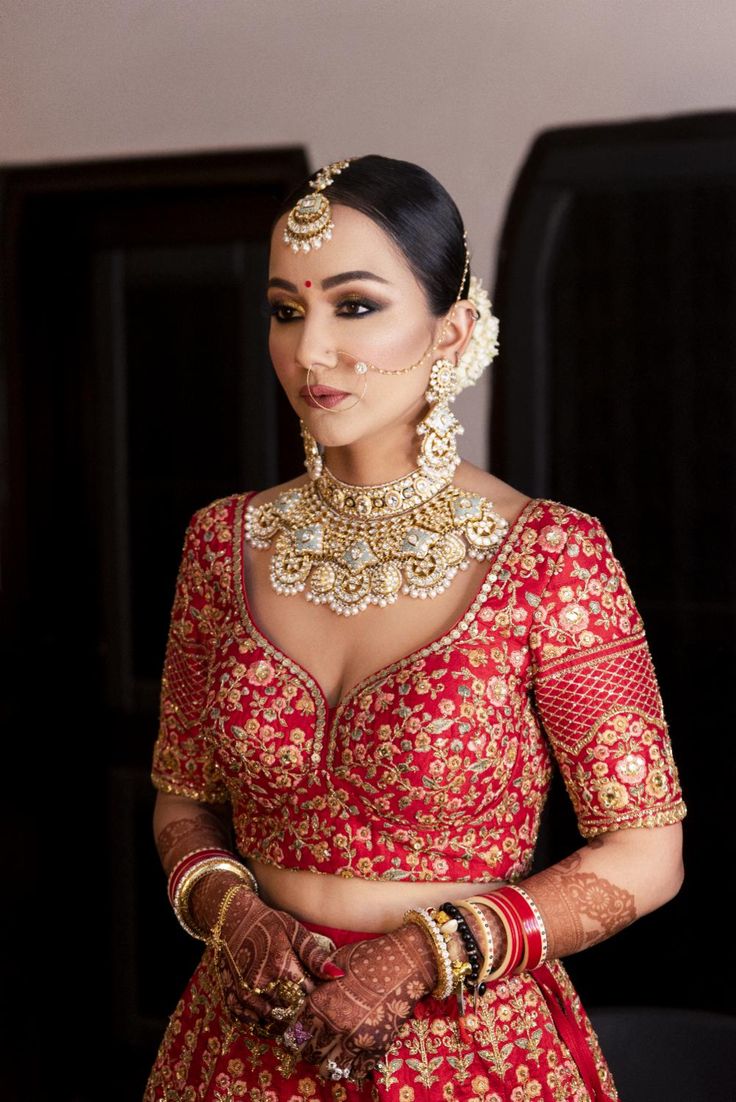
441,901,481,984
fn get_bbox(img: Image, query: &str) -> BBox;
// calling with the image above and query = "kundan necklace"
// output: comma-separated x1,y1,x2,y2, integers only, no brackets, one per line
244,464,510,617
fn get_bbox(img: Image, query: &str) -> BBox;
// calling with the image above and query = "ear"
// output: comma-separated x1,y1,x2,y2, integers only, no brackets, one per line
431,301,478,364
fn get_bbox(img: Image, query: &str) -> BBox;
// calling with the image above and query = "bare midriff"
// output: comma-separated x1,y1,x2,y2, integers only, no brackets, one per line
250,859,506,934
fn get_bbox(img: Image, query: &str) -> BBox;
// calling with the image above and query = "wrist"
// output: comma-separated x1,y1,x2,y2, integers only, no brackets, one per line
398,922,440,995
189,869,252,938
168,851,259,941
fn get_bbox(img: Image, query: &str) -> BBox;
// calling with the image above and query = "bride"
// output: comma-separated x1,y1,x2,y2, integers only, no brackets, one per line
144,154,686,1101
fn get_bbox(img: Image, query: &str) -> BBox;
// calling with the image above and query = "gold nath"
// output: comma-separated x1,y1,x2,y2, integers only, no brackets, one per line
283,159,351,253
244,465,510,617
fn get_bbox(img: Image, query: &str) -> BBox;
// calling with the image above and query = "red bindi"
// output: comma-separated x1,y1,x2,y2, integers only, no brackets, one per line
304,280,312,288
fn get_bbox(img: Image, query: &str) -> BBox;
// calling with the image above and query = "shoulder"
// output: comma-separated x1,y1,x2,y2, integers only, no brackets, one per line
455,462,607,541
179,491,250,564
184,478,311,551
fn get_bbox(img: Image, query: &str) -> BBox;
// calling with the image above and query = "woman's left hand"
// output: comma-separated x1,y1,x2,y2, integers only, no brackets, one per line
297,923,437,1082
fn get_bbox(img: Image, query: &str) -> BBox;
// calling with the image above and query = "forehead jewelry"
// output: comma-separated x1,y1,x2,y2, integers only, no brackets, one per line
283,159,351,253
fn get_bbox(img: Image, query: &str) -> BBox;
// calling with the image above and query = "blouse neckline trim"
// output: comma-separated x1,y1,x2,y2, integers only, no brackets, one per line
233,490,546,753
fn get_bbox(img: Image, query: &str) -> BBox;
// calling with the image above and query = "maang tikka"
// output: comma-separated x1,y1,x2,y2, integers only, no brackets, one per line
246,161,508,615
283,159,351,253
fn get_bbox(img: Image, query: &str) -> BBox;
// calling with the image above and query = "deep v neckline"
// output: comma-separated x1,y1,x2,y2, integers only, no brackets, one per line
233,489,542,720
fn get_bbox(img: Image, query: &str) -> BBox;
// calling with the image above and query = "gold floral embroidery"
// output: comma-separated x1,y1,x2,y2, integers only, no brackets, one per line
152,495,686,877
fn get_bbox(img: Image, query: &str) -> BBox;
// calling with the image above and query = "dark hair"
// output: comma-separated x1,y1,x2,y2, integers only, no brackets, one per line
273,154,470,316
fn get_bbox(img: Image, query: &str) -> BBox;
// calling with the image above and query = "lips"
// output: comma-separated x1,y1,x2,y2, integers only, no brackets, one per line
299,384,350,397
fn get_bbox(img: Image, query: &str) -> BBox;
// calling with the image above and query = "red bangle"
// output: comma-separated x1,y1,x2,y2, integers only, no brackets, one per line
477,892,525,979
167,848,235,907
494,886,547,972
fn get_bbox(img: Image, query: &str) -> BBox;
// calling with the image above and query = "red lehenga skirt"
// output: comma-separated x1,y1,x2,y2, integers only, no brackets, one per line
143,922,619,1102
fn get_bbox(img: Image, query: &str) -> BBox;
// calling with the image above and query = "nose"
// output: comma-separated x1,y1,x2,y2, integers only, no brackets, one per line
293,310,338,374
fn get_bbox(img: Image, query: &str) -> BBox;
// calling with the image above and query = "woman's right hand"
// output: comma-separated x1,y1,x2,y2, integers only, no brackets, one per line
190,873,338,1028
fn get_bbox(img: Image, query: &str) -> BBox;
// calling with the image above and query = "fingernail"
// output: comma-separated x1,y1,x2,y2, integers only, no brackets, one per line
322,961,346,979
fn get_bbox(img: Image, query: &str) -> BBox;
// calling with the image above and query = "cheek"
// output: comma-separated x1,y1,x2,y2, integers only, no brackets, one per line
268,328,294,378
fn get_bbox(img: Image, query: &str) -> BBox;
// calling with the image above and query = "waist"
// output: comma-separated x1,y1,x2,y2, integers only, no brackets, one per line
251,859,507,933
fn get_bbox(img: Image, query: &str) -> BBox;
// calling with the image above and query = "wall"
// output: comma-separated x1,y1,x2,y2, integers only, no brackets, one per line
2,0,735,467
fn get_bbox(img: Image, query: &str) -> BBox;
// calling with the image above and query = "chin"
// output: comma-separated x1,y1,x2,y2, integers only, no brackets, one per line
307,420,364,449
306,407,378,446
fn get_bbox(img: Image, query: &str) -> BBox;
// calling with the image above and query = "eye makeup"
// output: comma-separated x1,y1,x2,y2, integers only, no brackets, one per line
267,294,384,323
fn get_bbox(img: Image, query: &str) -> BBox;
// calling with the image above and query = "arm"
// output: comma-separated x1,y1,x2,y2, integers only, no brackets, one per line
521,821,684,960
154,791,234,877
153,790,337,1026
151,506,335,1025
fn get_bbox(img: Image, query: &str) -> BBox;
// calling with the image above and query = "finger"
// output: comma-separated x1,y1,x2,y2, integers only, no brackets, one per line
297,1014,330,1068
351,1054,377,1082
310,957,347,981
297,932,335,979
319,1052,355,1084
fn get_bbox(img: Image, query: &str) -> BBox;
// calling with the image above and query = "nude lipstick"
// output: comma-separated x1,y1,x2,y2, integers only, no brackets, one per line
299,384,352,409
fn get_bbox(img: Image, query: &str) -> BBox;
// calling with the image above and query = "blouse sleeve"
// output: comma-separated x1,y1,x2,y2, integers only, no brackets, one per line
529,511,687,839
151,506,230,804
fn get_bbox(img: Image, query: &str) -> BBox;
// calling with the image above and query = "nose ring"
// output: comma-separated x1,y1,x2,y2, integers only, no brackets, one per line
306,354,368,411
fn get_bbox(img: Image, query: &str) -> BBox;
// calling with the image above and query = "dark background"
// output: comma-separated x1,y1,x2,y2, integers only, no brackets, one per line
1,116,734,1100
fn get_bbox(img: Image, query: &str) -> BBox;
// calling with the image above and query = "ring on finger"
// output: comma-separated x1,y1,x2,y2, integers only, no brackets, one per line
282,1021,312,1053
270,1000,304,1020
274,978,306,1006
326,1059,352,1081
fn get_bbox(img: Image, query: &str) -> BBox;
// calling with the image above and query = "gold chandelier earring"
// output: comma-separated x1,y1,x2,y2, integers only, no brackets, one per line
416,357,464,483
300,419,323,480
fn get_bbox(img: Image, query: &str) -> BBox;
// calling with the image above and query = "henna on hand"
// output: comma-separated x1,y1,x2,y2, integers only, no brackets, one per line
299,923,437,1081
191,874,335,1028
522,850,638,959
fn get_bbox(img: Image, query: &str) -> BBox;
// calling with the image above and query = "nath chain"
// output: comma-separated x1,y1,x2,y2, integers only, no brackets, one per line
367,232,473,376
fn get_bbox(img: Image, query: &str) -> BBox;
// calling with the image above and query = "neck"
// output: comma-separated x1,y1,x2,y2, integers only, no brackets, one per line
321,423,424,488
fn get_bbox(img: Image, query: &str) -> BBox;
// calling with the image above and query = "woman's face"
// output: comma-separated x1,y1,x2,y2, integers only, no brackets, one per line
266,203,454,451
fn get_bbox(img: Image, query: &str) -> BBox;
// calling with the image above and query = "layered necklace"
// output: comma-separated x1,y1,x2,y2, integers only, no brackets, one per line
244,464,510,617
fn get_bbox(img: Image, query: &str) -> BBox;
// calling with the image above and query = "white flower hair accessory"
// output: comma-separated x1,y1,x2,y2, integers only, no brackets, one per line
454,275,500,396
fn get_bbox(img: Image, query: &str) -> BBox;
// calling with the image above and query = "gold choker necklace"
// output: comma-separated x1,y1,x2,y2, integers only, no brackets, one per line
244,466,510,617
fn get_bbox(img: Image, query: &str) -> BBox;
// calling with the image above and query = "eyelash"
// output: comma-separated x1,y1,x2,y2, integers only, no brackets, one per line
267,297,380,323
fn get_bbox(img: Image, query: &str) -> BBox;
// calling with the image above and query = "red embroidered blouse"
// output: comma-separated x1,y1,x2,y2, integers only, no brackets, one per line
151,491,686,883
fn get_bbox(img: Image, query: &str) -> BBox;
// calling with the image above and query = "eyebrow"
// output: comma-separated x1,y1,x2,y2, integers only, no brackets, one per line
267,270,392,293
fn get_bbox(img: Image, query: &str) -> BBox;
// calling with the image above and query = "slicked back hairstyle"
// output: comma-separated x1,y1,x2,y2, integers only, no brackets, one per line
273,154,470,316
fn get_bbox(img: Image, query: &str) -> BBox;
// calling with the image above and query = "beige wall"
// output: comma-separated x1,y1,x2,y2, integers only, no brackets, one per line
2,0,735,467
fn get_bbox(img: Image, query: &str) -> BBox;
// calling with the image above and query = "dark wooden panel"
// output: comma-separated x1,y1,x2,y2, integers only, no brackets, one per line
0,147,309,1102
492,112,736,1017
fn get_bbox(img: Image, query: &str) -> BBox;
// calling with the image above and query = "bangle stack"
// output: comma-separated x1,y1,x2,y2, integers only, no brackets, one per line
167,847,259,940
404,884,549,1014
468,885,549,977
403,904,483,1012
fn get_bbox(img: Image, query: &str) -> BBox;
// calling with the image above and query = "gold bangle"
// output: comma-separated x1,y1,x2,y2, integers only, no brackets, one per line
174,857,256,940
429,907,471,1006
403,909,454,999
